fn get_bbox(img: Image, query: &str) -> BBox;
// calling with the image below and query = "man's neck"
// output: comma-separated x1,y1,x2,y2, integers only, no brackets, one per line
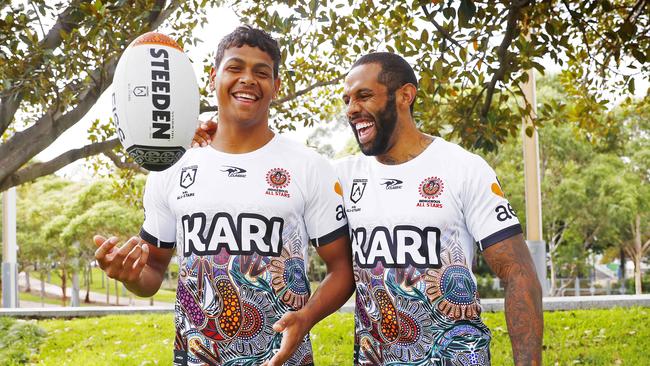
210,118,274,154
375,124,434,165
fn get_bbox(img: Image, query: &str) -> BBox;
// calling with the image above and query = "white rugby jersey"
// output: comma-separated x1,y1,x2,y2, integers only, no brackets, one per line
335,137,521,366
141,134,348,366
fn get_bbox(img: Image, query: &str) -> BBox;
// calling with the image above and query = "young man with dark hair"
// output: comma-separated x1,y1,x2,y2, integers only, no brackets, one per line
94,26,354,366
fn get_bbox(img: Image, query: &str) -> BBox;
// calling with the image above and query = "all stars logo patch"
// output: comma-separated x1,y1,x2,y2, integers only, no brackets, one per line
266,168,290,188
265,168,291,198
417,176,444,208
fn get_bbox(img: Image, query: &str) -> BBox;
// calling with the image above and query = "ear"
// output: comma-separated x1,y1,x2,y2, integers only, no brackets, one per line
272,77,281,99
398,83,417,111
209,67,217,92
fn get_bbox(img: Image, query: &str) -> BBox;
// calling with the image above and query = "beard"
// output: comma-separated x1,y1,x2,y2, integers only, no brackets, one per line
351,95,398,156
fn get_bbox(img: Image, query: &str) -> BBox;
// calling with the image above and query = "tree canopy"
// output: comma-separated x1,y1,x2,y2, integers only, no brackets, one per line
1,0,648,190
488,74,649,293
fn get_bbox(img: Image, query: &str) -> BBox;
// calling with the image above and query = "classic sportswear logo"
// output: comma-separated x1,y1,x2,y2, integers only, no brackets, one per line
221,165,247,178
380,178,403,190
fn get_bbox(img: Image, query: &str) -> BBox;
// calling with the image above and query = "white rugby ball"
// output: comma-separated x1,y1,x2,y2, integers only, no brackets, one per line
112,32,199,171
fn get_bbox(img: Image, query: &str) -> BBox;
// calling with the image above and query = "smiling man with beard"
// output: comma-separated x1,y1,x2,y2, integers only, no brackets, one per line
337,52,542,366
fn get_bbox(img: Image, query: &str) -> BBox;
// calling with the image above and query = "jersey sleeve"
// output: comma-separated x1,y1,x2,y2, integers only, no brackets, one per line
462,154,522,252
140,171,176,249
304,156,349,247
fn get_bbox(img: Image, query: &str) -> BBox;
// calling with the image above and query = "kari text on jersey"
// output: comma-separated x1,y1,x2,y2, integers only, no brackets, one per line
351,225,442,268
181,212,284,257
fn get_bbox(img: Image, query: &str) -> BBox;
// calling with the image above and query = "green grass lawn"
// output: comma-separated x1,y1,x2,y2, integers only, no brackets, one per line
21,307,649,365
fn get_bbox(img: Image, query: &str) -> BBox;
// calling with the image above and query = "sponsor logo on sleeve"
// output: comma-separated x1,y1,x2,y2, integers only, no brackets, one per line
334,181,343,196
491,181,505,197
336,204,346,221
334,182,346,220
221,165,247,178
380,178,403,190
265,168,291,198
416,176,444,208
495,203,517,221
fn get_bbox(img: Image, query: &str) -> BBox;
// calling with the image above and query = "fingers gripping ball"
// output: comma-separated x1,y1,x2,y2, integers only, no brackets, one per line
112,32,199,171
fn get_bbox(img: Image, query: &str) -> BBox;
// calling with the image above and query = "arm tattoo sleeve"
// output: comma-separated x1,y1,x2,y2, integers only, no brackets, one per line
483,234,543,366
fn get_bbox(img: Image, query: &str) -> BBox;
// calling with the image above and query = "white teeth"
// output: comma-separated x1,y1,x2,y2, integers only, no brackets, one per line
355,121,374,131
233,92,257,100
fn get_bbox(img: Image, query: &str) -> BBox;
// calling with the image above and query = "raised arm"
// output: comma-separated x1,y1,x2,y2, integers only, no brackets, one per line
482,233,543,365
94,235,174,297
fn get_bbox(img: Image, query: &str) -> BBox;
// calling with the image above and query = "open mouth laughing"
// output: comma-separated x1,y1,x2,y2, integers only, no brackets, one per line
351,117,376,144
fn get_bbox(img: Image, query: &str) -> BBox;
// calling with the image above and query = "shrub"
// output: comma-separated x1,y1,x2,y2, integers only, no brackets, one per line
0,317,47,365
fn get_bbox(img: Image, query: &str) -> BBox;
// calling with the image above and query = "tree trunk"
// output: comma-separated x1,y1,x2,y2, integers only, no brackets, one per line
85,264,91,303
105,272,109,304
549,254,557,296
40,272,45,307
620,248,626,282
114,279,119,305
633,214,643,295
634,254,642,294
25,269,31,292
61,269,67,307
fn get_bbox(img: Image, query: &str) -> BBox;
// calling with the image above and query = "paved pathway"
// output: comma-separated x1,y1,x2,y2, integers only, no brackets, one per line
16,272,356,310
17,272,160,307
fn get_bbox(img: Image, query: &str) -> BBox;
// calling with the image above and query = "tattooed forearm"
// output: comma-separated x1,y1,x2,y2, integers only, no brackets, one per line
483,234,543,366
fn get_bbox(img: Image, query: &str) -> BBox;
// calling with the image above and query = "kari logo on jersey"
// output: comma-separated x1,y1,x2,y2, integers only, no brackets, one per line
180,166,197,188
416,176,444,208
181,212,284,257
351,225,441,268
380,178,403,190
265,168,291,198
221,165,247,178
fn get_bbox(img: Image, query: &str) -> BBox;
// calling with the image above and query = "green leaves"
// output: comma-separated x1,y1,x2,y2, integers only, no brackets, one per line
457,0,476,28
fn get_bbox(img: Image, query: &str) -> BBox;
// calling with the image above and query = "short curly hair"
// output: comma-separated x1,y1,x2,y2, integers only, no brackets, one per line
214,25,281,79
